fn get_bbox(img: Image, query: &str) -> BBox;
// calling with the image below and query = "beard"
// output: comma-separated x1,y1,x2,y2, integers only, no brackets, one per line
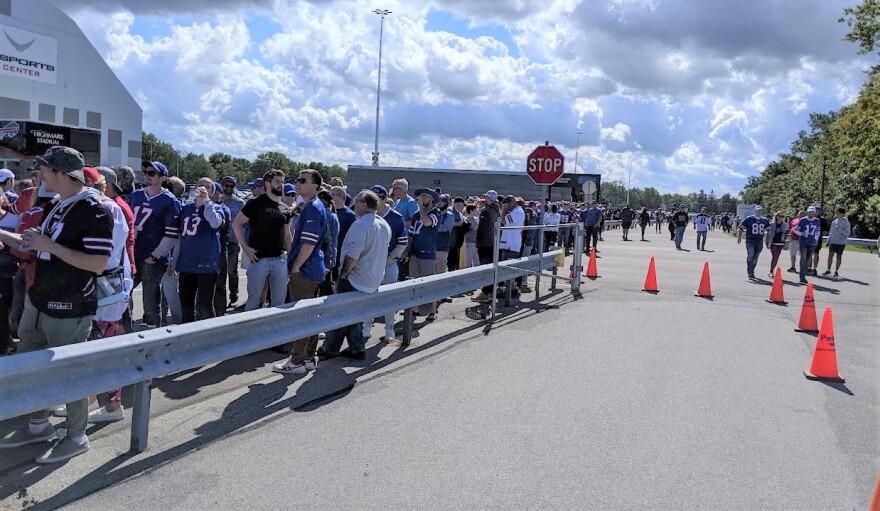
270,186,283,197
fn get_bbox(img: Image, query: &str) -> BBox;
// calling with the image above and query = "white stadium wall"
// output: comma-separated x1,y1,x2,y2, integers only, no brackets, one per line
0,0,142,174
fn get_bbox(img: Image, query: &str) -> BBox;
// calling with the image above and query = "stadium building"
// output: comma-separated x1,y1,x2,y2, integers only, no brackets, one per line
0,0,142,175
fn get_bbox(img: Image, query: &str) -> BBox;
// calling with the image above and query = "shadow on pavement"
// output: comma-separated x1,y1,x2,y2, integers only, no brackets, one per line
9,292,572,510
152,350,286,400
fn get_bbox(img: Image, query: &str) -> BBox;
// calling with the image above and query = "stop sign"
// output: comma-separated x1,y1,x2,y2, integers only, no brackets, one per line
526,144,565,185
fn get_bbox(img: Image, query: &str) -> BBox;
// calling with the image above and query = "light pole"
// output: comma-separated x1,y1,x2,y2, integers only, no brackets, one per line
573,130,582,173
625,159,632,205
371,8,391,166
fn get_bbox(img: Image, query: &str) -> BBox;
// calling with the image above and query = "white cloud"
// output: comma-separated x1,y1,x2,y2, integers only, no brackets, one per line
60,0,873,195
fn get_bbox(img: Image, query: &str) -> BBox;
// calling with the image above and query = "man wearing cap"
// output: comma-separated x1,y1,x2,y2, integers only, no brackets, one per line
793,206,822,284
129,161,182,327
0,168,18,204
364,185,407,342
471,190,501,303
580,200,602,253
210,182,233,317
220,176,245,306
693,207,711,251
407,188,440,319
737,205,770,280
248,178,265,197
0,146,113,463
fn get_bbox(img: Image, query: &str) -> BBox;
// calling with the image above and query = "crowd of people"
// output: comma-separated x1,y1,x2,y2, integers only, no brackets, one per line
0,145,859,464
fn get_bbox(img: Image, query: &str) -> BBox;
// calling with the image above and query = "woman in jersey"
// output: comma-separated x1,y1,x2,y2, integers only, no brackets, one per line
766,211,789,278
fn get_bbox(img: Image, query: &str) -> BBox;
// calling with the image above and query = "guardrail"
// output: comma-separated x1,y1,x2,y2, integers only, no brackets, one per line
822,236,878,253
0,249,562,452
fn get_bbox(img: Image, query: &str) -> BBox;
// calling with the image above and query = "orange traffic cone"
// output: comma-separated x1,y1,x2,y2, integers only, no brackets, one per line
804,307,845,383
766,267,787,305
584,247,599,279
868,475,880,511
794,283,819,333
694,261,714,299
642,257,658,293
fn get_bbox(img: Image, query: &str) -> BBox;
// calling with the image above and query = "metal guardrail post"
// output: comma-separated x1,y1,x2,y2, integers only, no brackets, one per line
491,218,501,321
403,307,413,345
572,223,583,295
130,379,152,453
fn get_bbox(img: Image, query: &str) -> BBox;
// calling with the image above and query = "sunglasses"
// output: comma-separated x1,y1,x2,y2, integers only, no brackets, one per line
144,170,160,177
295,178,311,184
222,184,235,188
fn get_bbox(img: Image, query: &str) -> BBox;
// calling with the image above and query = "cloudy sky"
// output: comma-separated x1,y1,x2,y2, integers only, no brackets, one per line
58,0,871,195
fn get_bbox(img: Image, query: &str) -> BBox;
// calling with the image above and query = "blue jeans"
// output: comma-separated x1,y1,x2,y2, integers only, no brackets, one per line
674,226,685,248
746,241,763,276
161,272,182,325
245,253,289,311
696,231,707,249
799,243,814,280
135,259,166,325
226,243,240,300
321,278,365,354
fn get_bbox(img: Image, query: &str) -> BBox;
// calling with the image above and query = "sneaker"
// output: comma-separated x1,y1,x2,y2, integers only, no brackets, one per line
471,292,492,303
768,272,774,278
834,271,838,277
35,436,89,464
787,267,797,273
272,359,308,374
54,401,99,417
748,274,756,280
800,278,808,284
822,270,831,275
87,406,125,424
425,313,438,322
0,424,56,448
304,356,319,371
316,347,339,361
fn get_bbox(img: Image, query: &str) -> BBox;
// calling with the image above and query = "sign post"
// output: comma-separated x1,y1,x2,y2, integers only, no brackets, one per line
527,142,565,297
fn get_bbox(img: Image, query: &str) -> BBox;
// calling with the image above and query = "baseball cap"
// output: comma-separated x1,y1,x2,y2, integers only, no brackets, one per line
502,195,516,204
283,183,296,196
483,190,498,201
95,166,123,194
113,165,135,194
413,188,440,203
35,146,86,183
248,178,264,189
0,169,14,183
220,175,237,186
439,193,450,204
807,206,817,212
370,185,388,199
83,166,100,185
145,161,169,176
754,205,764,211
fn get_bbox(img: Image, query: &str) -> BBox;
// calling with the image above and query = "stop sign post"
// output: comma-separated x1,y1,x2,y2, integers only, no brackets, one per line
526,144,565,186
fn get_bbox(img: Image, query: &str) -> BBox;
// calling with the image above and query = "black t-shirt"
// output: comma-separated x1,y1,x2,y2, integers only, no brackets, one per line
241,194,291,258
29,193,114,318
672,211,689,227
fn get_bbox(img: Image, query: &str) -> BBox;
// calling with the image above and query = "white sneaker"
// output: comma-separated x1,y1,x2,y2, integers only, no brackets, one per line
272,359,307,374
35,436,89,464
88,406,125,423
53,401,99,417
304,356,318,371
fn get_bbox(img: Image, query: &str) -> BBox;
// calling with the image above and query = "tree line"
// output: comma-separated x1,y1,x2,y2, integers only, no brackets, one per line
140,132,348,186
600,181,740,213
742,0,880,237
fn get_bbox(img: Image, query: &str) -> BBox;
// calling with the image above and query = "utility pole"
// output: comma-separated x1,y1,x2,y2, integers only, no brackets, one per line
573,130,582,173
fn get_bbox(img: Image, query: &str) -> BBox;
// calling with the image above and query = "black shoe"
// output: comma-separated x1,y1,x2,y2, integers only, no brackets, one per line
339,347,365,360
800,278,808,284
787,267,797,273
317,347,340,360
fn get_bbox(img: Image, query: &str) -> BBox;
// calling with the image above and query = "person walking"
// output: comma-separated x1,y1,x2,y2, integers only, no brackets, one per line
793,206,822,284
580,201,602,252
638,207,650,241
671,205,689,249
619,205,634,241
693,207,711,250
787,210,805,273
766,211,789,277
823,207,850,277
738,205,770,280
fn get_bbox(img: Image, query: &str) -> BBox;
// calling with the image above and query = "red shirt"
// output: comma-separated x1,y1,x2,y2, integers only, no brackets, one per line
11,205,46,290
114,196,137,276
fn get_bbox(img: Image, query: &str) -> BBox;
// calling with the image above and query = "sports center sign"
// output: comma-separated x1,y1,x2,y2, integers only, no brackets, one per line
1,24,57,84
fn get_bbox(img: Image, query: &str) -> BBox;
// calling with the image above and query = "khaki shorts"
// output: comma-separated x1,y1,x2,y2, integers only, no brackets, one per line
788,238,799,256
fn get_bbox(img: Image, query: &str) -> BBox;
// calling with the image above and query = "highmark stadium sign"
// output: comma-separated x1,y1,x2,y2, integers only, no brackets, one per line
0,24,57,84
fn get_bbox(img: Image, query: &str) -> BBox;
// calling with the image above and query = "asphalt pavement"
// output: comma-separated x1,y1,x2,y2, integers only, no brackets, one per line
1,226,877,510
